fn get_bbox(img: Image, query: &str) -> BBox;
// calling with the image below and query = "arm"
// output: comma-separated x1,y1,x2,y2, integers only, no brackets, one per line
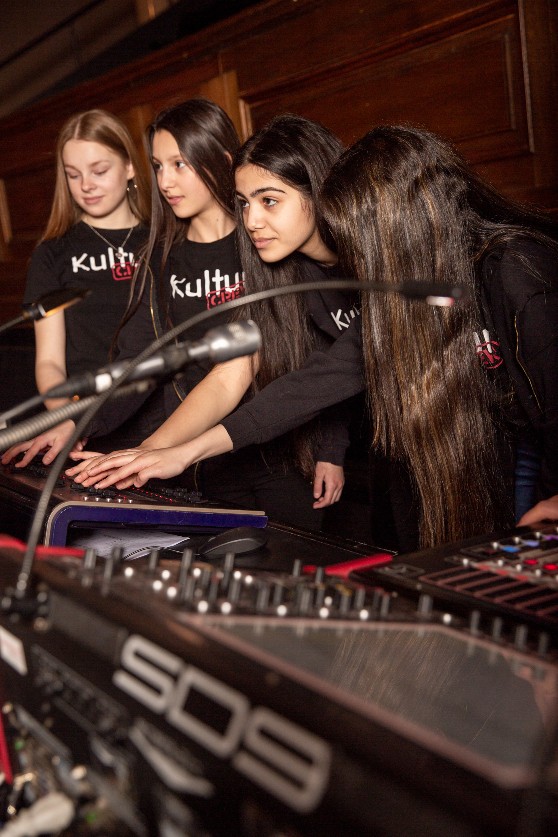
68,424,234,490
66,353,257,480
143,354,256,448
33,314,68,410
1,307,85,467
222,320,365,449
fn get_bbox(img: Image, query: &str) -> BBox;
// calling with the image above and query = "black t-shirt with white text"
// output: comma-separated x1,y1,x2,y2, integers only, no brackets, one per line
25,221,147,376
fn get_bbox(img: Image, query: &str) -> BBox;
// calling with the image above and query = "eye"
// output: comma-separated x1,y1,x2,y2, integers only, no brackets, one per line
65,172,79,180
262,197,278,207
93,169,108,177
152,161,162,173
174,160,187,170
236,196,248,210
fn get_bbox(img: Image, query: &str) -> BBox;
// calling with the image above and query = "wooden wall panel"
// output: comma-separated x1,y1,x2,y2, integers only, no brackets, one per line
242,17,528,155
0,0,555,320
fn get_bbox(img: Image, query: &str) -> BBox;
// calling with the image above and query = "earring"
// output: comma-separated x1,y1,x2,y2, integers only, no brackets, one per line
127,178,137,194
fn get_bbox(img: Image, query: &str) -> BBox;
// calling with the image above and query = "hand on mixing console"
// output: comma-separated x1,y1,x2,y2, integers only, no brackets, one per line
65,446,131,479
312,461,345,508
67,425,234,489
66,445,188,489
518,494,558,526
1,419,86,467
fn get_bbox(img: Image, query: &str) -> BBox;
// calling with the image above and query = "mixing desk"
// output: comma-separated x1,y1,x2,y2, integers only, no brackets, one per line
0,518,557,836
0,461,267,545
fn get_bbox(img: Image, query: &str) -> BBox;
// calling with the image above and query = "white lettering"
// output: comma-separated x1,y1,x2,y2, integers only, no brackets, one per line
113,634,182,713
169,668,249,758
113,635,331,813
72,253,89,273
234,707,330,813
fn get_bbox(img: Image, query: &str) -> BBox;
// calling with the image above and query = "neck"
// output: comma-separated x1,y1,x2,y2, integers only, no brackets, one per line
305,240,338,267
186,210,235,243
82,203,138,230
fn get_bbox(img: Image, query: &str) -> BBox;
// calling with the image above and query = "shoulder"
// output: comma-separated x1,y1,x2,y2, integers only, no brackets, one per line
171,231,241,270
482,236,558,306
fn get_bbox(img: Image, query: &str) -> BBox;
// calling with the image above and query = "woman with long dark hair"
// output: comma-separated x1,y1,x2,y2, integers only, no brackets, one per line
319,125,558,548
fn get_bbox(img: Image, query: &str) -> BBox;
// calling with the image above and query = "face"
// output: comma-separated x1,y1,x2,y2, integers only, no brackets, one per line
235,163,323,263
62,139,133,223
151,129,219,221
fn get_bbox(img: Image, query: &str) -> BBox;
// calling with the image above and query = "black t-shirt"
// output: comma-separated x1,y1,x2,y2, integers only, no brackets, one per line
88,230,244,439
25,221,147,376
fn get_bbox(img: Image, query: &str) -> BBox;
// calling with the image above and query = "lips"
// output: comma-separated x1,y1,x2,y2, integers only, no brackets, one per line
165,195,183,206
252,237,273,248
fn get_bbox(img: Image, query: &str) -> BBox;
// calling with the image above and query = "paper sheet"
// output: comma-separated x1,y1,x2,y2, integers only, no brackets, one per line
70,527,189,560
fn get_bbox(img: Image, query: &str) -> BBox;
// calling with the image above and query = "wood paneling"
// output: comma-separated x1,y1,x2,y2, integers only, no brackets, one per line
0,0,556,319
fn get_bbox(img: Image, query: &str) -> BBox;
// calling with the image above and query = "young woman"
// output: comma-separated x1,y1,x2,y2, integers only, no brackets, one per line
66,114,355,522
14,108,150,438
70,125,558,553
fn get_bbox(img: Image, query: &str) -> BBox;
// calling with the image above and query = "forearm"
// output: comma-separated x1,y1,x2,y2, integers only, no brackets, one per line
36,360,71,411
143,357,255,449
175,423,234,466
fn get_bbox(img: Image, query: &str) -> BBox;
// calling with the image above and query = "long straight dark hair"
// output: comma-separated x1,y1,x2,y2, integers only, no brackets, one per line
321,124,558,547
232,114,344,475
119,98,240,333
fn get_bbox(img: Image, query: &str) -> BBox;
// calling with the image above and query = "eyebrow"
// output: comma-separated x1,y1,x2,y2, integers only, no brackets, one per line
152,153,184,163
236,186,287,199
63,159,111,169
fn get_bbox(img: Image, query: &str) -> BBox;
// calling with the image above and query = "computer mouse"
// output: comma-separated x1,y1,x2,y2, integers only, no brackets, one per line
199,526,269,558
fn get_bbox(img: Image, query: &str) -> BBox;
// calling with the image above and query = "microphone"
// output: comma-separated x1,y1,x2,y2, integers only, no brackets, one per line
0,287,91,336
45,320,262,399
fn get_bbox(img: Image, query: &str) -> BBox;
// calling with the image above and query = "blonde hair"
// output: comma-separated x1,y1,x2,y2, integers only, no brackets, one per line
43,108,150,240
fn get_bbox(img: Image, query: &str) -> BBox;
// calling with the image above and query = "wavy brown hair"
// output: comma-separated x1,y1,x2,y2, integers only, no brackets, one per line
43,109,150,240
232,114,344,475
321,125,557,547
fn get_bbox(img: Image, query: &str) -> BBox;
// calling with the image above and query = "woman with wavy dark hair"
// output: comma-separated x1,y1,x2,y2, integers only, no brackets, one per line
67,124,558,551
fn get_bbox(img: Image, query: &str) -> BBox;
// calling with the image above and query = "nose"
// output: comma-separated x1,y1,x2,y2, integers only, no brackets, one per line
245,203,264,231
81,173,95,192
158,165,174,191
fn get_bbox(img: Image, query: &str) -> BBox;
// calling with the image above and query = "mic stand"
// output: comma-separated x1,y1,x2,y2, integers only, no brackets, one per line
4,278,465,607
0,381,153,451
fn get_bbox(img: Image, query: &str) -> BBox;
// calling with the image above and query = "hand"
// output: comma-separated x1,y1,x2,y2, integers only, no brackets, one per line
518,495,558,527
66,446,191,490
312,461,345,509
66,447,146,484
1,421,85,468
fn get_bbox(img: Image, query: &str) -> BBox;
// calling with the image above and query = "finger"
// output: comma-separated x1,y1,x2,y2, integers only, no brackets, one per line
67,449,103,462
42,442,66,465
17,443,48,469
85,454,140,476
1,444,28,465
91,459,147,489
